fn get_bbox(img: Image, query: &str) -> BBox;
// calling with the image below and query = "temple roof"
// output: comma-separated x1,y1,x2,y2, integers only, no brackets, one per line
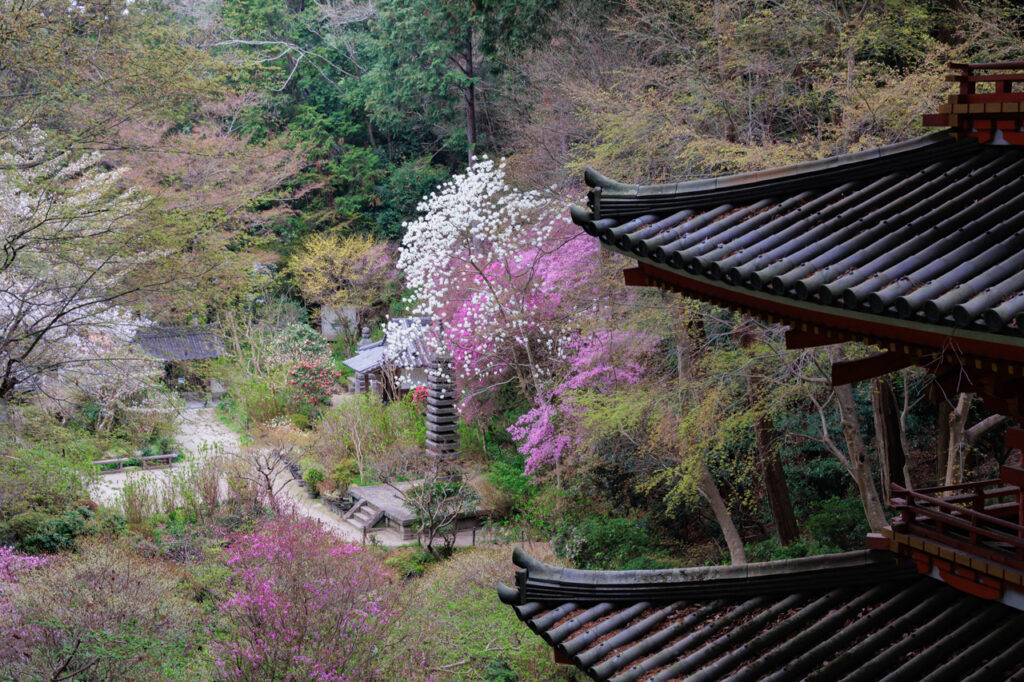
133,325,221,362
570,131,1024,402
341,317,433,374
499,548,1024,681
342,339,387,374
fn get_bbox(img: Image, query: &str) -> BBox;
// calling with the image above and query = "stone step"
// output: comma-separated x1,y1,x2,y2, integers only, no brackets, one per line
345,500,383,530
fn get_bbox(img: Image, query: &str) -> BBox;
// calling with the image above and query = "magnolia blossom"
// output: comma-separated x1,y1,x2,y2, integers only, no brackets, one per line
390,157,587,415
393,155,659,475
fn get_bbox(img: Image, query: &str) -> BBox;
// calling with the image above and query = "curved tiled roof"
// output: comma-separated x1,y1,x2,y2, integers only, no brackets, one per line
499,548,1024,681
133,325,221,361
571,132,1024,340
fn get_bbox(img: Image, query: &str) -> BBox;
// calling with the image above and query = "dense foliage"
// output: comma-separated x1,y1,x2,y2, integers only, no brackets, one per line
1,0,1022,678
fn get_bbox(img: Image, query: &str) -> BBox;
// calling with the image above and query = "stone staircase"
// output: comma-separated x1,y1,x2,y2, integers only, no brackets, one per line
342,499,385,533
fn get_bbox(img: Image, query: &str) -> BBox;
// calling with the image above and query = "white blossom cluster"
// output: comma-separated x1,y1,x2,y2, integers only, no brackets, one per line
396,156,559,317
0,127,153,401
66,0,144,17
390,156,570,396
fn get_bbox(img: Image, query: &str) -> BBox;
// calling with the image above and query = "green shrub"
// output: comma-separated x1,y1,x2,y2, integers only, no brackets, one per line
488,453,535,503
60,437,104,462
746,536,841,562
620,555,681,570
21,508,93,553
805,496,870,550
274,323,331,361
380,546,565,680
288,413,310,430
332,459,358,491
73,401,104,433
480,657,517,682
0,448,93,518
784,456,851,517
9,510,50,540
554,516,658,570
385,546,438,579
224,373,290,426
303,466,326,497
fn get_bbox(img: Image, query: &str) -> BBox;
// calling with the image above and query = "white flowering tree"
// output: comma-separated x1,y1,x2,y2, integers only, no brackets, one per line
0,129,161,415
388,156,597,418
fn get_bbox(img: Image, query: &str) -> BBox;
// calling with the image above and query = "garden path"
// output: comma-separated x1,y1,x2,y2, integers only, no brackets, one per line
89,403,230,507
91,405,490,548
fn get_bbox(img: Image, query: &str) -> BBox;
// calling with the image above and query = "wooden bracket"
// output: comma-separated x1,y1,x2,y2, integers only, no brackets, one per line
1008,428,1024,452
622,267,651,288
831,351,916,386
784,328,832,350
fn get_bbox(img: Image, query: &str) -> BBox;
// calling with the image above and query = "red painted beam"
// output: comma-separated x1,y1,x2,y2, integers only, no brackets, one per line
922,113,950,127
622,267,651,288
628,262,1024,371
832,352,916,386
785,329,832,350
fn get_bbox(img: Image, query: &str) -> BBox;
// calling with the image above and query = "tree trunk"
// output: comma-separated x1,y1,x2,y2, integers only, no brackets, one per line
834,381,889,532
935,399,951,484
464,28,477,166
871,377,905,504
700,464,747,565
712,0,736,142
748,376,797,545
945,393,974,486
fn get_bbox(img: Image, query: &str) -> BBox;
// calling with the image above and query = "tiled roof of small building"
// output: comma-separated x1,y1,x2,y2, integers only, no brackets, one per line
341,317,433,374
571,132,1024,337
498,548,1024,681
134,325,221,361
342,340,387,373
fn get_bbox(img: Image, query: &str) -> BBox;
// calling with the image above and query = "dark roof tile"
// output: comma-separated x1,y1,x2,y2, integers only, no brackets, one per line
573,133,1024,335
499,549,1024,681
133,325,221,361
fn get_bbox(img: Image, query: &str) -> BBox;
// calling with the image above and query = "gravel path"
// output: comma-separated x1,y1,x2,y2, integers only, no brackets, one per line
91,405,489,548
90,405,236,507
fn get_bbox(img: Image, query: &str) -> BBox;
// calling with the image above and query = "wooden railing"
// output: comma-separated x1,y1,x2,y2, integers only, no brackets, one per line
891,481,1024,570
923,61,1024,144
93,452,180,473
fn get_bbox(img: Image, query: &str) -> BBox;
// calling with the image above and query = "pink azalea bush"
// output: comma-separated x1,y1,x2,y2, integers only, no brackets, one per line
213,516,396,681
286,357,340,409
0,540,200,680
509,330,659,474
0,545,49,642
0,545,50,584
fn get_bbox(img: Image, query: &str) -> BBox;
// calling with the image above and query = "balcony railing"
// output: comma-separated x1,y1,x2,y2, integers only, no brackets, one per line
891,480,1024,572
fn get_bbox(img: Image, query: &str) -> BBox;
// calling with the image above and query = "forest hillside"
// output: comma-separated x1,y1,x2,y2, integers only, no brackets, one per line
0,0,1022,679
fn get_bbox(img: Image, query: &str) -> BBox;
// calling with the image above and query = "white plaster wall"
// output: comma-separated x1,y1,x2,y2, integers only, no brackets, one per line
321,305,358,340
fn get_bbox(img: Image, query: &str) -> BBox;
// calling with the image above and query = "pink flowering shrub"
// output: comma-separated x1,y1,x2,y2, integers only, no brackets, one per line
285,357,340,411
0,546,49,650
0,545,49,650
510,330,659,475
213,516,396,681
0,540,201,680
0,545,49,583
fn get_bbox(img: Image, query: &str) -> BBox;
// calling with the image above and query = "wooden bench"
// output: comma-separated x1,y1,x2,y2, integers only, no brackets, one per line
93,453,180,472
